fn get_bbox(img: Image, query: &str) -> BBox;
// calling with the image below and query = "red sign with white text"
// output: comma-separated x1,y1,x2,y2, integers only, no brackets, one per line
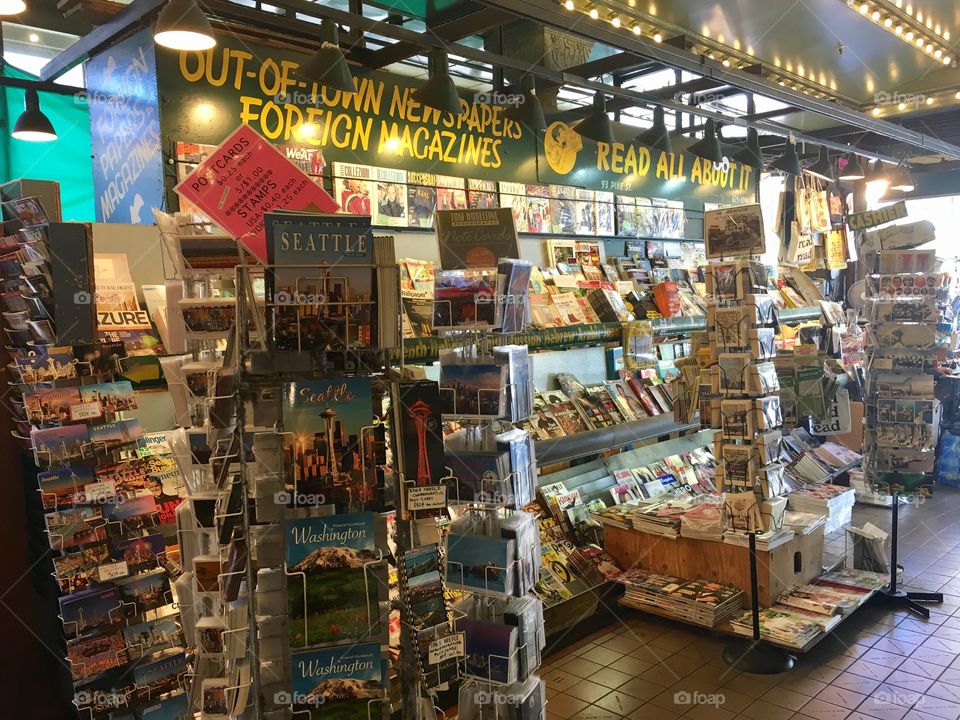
174,125,338,261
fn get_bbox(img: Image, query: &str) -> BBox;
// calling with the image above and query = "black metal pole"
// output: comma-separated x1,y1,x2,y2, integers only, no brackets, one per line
889,491,899,594
750,531,760,641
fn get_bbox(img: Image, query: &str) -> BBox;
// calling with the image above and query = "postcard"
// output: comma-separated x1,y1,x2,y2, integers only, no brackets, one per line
110,533,166,574
446,534,515,595
439,361,507,417
284,513,383,648
67,631,127,682
60,586,122,638
291,643,383,720
123,615,181,658
45,505,106,550
116,569,171,615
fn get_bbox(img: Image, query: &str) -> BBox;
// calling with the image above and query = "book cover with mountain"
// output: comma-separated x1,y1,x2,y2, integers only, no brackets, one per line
285,513,384,648
282,378,380,511
264,211,376,353
291,642,384,720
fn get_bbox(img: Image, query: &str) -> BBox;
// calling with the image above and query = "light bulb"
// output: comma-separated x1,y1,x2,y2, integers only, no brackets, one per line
632,25,641,35
905,31,914,41
872,107,882,115
611,16,621,27
898,101,906,110
564,0,574,9
872,10,880,20
895,25,903,35
653,32,662,42
589,7,599,18
859,2,869,14
884,17,892,27
926,97,934,105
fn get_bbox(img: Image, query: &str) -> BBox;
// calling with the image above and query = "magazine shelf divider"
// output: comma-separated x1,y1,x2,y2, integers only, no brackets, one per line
395,308,823,364
534,414,701,466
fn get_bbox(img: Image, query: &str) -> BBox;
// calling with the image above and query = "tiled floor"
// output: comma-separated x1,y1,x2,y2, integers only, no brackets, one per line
543,487,960,720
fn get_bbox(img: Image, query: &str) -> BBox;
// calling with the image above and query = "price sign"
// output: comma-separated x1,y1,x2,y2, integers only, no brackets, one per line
174,125,339,261
70,401,103,422
428,632,465,665
406,485,447,512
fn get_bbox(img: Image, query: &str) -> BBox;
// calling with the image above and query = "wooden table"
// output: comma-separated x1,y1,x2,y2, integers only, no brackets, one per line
602,524,825,607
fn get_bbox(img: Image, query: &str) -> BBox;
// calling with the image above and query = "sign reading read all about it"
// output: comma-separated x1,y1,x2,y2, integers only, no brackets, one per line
174,124,338,261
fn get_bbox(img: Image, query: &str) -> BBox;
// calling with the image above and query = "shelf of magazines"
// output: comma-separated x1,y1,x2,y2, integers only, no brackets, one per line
395,307,823,364
534,413,702,466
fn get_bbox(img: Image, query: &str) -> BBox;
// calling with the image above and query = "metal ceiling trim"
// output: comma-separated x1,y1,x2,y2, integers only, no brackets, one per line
205,0,905,162
475,0,960,159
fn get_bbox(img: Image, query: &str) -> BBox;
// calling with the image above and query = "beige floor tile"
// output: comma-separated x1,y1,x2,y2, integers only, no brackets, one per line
816,684,868,709
566,679,613,704
798,697,853,720
563,657,606,678
761,686,812,711
829,674,881,695
626,703,681,719
721,674,772,699
741,699,798,720
592,690,645,716
617,677,671,701
587,667,636,690
683,702,736,720
544,668,582,693
544,693,590,719
607,654,654,676
580,645,623,667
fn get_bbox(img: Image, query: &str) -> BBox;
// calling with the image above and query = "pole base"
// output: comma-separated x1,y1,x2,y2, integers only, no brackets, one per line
871,589,943,619
722,638,796,674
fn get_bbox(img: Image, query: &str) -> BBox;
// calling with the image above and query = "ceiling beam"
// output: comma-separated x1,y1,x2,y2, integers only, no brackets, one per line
475,0,960,159
564,51,649,79
39,0,165,81
356,6,513,68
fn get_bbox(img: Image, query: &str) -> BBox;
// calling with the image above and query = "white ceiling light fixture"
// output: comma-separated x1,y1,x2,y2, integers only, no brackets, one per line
847,0,952,64
0,0,26,15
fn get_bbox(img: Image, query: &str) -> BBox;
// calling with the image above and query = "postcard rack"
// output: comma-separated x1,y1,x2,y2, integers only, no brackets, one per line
860,252,947,618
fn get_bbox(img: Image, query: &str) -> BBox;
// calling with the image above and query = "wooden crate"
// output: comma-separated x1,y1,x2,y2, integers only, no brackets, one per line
603,525,824,607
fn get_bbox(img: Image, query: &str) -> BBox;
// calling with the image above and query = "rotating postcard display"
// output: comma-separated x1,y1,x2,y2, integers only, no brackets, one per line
862,245,945,496
703,208,788,536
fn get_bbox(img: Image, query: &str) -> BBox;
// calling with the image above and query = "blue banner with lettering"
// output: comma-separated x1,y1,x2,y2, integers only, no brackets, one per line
87,27,164,224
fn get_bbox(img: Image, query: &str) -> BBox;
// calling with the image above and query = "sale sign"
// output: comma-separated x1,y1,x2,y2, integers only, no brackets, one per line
174,125,338,261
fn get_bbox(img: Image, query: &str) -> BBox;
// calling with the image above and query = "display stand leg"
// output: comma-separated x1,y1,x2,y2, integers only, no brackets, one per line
871,492,943,619
722,532,796,674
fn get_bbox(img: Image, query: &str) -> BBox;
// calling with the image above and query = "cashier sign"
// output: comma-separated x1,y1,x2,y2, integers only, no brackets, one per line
174,125,338,262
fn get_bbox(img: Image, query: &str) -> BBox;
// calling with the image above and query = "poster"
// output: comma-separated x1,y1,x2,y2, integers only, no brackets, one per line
174,125,339,261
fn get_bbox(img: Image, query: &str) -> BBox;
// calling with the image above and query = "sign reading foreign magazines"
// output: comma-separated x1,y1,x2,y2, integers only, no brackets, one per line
846,200,907,231
174,125,339,261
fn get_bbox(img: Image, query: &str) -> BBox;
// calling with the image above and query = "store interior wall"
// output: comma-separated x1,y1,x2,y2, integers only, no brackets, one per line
0,66,94,221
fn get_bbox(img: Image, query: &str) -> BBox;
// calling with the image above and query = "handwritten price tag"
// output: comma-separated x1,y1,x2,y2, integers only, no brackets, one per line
406,485,447,512
428,633,465,665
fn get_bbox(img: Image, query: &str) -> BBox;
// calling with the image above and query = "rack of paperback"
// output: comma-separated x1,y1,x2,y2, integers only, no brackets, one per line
428,209,546,720
0,196,200,719
227,210,403,720
861,236,947,617
702,246,788,541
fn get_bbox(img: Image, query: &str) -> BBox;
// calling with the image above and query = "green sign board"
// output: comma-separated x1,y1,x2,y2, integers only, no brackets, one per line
155,34,756,203
537,119,755,202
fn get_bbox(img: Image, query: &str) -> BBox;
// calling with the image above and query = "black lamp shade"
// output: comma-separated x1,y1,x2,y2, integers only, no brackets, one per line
154,0,217,51
636,106,673,154
733,128,764,167
413,50,463,116
805,147,835,182
688,119,723,163
769,141,802,176
504,75,546,132
838,154,865,181
889,166,915,192
572,92,615,144
12,90,57,142
298,20,354,93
